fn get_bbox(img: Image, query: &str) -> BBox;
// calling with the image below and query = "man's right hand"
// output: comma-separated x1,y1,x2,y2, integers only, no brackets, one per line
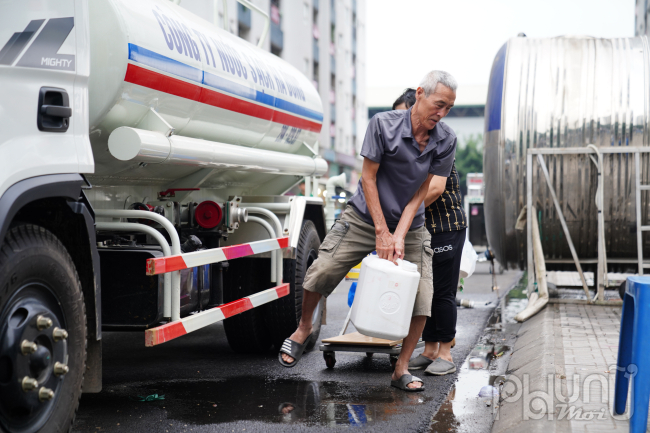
376,230,397,264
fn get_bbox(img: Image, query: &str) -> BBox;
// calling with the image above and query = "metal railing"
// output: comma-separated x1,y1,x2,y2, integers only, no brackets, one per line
526,146,650,303
95,209,182,320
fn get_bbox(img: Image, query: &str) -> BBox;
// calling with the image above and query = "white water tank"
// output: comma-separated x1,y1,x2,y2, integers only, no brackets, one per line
87,0,325,187
350,256,420,341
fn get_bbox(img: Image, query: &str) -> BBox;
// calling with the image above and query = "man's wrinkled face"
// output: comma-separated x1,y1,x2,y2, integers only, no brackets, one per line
415,84,456,130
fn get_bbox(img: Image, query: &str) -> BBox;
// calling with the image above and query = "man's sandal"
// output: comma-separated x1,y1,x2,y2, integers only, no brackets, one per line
278,333,313,368
390,374,425,392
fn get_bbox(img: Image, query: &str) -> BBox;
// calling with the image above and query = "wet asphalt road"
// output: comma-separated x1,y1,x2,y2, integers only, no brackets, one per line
72,262,521,433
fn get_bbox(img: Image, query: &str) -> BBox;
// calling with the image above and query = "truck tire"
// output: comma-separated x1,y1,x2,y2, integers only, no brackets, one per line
222,259,272,353
0,225,86,433
266,220,324,351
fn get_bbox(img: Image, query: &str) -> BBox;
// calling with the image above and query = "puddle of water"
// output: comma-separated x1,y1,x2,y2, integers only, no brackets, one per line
75,377,432,430
429,291,525,433
556,288,620,301
501,282,528,324
429,361,504,433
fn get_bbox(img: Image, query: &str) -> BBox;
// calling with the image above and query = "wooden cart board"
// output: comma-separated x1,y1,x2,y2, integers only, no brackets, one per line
321,332,403,347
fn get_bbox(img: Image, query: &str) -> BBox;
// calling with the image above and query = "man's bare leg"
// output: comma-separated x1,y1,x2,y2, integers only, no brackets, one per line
392,315,427,389
281,289,322,364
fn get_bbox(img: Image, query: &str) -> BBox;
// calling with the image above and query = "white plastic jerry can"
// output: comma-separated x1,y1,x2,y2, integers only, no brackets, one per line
350,256,420,340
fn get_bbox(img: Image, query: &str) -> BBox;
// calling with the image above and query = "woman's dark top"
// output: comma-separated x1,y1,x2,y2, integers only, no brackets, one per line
425,162,467,233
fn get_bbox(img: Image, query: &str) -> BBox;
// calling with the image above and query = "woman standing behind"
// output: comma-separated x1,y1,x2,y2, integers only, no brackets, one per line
393,89,467,376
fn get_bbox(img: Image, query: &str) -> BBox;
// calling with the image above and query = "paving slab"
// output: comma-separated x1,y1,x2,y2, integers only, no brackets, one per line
491,302,645,433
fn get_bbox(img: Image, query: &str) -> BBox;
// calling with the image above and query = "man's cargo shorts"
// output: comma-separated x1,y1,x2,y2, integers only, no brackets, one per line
303,205,434,317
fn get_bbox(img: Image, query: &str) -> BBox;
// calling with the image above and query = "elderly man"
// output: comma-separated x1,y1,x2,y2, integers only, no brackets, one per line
279,70,458,392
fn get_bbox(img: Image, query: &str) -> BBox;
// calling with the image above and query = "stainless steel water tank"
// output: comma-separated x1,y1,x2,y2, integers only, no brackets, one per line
483,35,650,270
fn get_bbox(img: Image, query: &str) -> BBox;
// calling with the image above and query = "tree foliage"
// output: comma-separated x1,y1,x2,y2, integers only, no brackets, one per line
454,134,483,190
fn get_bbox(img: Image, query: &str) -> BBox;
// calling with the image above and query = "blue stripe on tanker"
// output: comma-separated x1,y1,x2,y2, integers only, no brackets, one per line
128,43,324,123
487,43,507,132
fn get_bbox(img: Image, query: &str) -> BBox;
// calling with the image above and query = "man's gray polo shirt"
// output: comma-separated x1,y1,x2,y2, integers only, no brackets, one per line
347,107,457,230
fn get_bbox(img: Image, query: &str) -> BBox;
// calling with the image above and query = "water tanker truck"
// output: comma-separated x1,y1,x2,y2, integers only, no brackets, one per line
484,35,650,295
0,0,329,430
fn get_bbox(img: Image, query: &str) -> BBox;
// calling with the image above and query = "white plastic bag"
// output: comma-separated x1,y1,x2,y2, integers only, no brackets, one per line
459,237,478,278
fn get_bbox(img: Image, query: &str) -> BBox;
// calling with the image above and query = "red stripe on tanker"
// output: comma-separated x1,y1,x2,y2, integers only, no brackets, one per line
124,64,322,133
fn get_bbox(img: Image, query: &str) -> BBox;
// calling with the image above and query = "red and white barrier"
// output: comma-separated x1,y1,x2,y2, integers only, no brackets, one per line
145,283,290,346
146,237,290,275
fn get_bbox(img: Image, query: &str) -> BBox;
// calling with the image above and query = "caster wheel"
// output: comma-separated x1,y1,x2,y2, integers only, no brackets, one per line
366,352,374,358
390,355,398,370
324,352,336,369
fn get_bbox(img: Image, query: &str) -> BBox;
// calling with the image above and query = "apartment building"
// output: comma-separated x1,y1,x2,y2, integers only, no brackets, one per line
179,0,367,188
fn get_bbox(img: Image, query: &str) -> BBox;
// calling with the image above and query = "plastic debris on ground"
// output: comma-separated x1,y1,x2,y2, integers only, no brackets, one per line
478,385,499,398
468,344,494,369
130,394,165,402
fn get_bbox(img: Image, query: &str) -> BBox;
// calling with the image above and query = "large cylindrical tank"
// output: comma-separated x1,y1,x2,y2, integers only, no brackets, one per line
87,0,324,188
484,35,650,270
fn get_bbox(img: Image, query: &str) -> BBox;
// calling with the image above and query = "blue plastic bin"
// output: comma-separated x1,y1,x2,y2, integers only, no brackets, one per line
614,276,650,432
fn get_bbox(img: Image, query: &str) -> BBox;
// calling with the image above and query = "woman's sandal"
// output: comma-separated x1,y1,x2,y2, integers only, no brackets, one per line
278,333,313,368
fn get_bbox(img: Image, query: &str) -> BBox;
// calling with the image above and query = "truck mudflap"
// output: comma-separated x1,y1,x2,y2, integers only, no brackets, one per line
145,237,290,275
145,283,290,346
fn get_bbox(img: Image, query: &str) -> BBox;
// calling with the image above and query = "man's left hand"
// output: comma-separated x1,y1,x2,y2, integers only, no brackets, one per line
393,235,405,262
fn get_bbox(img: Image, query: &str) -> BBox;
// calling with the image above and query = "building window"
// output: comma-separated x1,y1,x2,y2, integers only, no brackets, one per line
270,0,283,56
271,1,281,23
238,26,250,41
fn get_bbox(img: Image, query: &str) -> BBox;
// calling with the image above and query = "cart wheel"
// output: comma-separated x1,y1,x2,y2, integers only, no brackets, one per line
366,352,374,358
324,352,336,369
390,355,398,370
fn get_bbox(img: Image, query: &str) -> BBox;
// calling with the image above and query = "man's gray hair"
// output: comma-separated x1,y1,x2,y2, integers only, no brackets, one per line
419,70,458,96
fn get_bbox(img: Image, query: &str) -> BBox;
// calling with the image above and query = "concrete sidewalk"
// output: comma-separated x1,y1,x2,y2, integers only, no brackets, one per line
492,301,643,433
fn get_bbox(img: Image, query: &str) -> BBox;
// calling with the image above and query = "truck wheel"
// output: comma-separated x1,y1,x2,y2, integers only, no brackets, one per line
266,220,324,351
0,225,86,433
222,259,272,353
